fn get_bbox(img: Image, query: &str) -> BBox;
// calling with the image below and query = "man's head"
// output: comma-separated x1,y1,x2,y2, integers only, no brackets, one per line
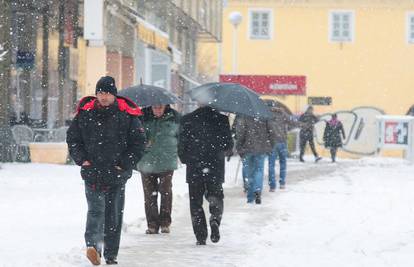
95,76,117,107
151,105,167,118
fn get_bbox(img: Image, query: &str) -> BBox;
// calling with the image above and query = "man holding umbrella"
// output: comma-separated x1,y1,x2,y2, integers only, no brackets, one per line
178,105,233,245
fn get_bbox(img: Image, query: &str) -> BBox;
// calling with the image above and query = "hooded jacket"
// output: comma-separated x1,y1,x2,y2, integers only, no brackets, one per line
67,96,146,185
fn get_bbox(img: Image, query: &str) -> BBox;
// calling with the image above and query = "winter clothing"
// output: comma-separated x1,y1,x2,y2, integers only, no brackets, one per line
268,142,288,189
96,76,118,96
298,110,320,161
268,107,296,143
234,115,275,202
137,106,180,232
141,171,173,231
178,106,233,183
267,107,297,189
67,96,146,185
67,93,146,262
234,116,275,157
244,154,266,203
188,178,224,243
323,118,346,162
178,106,233,243
137,107,180,173
84,183,125,260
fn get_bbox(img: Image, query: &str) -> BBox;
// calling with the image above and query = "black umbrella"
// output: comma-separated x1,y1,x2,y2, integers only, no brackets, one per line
262,99,293,115
188,82,273,118
118,84,181,107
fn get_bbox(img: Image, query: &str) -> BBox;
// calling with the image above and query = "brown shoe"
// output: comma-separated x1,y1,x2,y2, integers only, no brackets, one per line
161,226,170,234
86,247,101,265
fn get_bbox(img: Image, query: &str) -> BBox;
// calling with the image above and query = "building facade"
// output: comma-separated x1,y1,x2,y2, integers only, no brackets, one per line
222,0,414,115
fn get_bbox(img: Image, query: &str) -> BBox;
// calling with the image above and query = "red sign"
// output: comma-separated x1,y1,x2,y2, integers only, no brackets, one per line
219,75,306,95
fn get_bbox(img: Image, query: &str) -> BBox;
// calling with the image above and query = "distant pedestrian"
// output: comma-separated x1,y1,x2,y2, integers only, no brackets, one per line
298,106,322,162
406,105,414,116
67,76,146,265
235,115,275,204
178,106,233,245
232,115,248,193
323,113,346,163
137,105,180,235
267,103,298,191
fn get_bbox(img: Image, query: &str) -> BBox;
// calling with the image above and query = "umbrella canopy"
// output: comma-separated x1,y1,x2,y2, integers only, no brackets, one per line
118,84,181,107
188,82,273,118
262,99,293,115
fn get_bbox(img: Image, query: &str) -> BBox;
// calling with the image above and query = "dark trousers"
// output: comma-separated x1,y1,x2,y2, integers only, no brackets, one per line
330,147,338,162
299,133,318,159
141,171,173,230
84,183,125,260
188,179,224,242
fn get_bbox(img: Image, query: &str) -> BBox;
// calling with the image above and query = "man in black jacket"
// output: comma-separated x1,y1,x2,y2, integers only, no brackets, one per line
67,76,146,265
178,106,233,245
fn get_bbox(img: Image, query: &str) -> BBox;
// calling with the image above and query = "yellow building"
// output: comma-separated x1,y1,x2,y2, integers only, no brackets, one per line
222,0,414,115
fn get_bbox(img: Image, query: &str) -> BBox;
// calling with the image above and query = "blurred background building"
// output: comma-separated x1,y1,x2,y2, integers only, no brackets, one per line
1,0,224,131
221,0,414,115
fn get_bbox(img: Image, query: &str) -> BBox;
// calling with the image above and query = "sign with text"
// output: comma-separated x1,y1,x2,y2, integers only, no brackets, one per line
377,116,414,154
219,75,306,95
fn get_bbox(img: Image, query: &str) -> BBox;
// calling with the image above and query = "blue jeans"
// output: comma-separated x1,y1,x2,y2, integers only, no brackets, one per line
243,153,266,202
268,142,288,189
84,183,125,260
241,157,249,191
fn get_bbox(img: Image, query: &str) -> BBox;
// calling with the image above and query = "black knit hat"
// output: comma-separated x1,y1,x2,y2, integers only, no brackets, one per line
96,76,117,95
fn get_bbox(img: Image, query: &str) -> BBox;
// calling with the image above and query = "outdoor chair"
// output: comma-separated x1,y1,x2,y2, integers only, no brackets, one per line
11,125,34,162
52,126,69,142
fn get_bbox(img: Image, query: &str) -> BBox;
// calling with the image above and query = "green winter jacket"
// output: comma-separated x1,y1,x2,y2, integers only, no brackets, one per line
137,107,180,173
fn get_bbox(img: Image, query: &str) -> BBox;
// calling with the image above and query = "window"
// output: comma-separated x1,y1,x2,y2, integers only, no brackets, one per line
407,13,414,43
249,9,272,39
329,11,354,42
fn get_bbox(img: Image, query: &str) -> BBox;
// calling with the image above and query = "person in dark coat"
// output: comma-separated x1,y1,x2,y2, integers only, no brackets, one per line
178,106,233,245
235,115,275,204
298,106,322,162
137,105,180,235
323,113,346,162
66,76,146,265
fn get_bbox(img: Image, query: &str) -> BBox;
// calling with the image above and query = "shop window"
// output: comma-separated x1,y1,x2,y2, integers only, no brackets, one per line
329,11,354,42
249,9,272,40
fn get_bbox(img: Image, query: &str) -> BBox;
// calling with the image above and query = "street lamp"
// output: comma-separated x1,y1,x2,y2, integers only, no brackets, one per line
228,11,242,74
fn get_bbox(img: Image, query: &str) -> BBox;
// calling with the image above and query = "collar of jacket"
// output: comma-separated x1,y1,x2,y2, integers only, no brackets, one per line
76,96,143,116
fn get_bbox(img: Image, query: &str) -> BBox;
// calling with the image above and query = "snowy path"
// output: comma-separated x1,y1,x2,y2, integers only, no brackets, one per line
1,157,414,267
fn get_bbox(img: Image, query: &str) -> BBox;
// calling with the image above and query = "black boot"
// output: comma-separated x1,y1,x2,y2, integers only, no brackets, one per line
210,221,220,243
255,192,262,204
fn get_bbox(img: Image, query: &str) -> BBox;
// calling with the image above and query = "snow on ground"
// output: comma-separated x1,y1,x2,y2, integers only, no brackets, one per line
0,156,413,267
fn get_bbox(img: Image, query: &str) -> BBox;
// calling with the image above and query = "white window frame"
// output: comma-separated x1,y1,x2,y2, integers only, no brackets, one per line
329,10,355,43
248,8,273,40
407,12,414,43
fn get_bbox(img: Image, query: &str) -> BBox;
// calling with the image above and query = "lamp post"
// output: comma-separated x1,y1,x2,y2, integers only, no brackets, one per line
228,11,242,74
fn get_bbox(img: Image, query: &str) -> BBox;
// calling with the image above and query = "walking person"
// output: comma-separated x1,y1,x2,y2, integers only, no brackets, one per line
298,106,322,162
266,102,297,191
67,76,146,265
232,115,248,193
323,113,346,163
235,115,275,204
137,105,180,235
178,106,233,245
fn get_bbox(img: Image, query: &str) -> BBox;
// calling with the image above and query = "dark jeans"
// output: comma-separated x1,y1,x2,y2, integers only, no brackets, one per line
299,132,319,159
84,183,125,260
330,147,338,162
188,179,224,242
141,171,174,230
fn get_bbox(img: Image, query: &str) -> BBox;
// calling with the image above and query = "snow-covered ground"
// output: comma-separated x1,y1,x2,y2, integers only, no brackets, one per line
1,156,413,267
